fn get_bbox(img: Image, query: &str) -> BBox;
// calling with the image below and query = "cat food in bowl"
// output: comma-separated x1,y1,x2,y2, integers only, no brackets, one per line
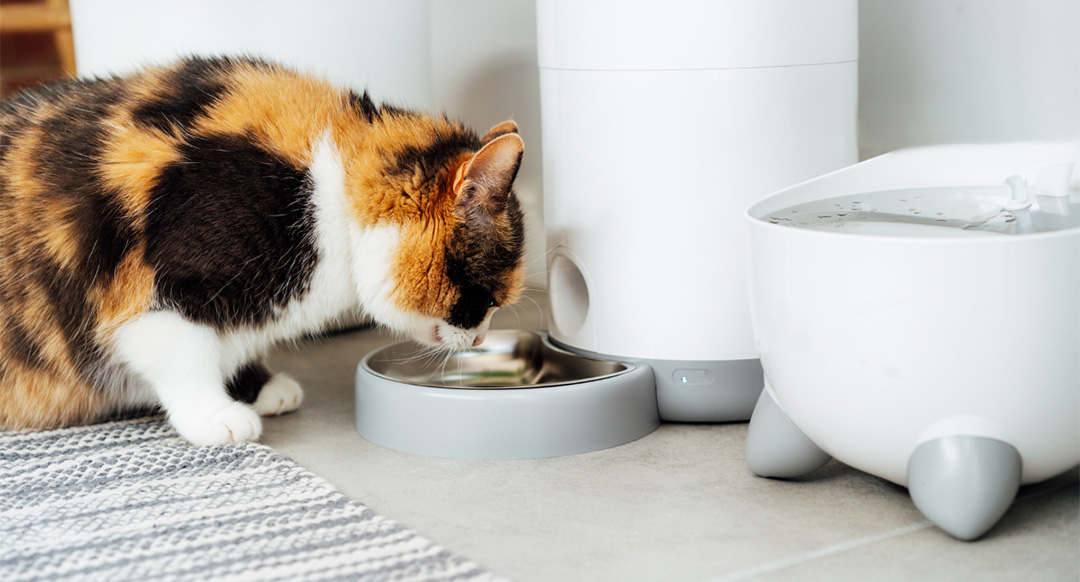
355,330,659,459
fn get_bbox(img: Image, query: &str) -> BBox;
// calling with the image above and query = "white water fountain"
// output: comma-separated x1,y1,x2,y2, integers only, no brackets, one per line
744,141,1079,540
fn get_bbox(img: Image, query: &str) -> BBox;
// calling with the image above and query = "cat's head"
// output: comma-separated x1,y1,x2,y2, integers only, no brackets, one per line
346,115,526,351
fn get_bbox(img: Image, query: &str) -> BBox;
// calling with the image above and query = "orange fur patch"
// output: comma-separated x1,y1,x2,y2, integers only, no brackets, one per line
391,219,458,317
100,118,182,215
0,364,107,430
2,130,80,272
195,64,340,168
93,245,155,338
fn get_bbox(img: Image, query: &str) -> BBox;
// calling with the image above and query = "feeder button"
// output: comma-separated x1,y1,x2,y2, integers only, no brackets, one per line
673,369,712,385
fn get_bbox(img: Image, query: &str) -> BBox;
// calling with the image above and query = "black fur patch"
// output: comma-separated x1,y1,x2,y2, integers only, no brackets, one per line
378,103,411,118
347,90,380,123
444,195,525,329
34,93,135,287
226,361,271,404
132,58,230,134
446,283,494,330
146,133,318,328
0,109,33,167
2,318,49,372
36,258,102,375
392,131,482,181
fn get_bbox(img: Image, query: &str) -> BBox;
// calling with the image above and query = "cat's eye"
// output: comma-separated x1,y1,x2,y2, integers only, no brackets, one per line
461,184,479,202
488,298,498,309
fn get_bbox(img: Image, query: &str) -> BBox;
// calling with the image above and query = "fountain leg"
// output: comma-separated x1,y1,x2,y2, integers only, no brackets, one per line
907,435,1021,541
745,386,832,478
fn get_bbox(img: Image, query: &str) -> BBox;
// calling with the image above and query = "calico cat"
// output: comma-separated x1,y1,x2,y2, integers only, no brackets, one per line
0,56,526,445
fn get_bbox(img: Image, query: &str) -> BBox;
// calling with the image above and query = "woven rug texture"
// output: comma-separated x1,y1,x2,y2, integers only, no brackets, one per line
0,416,504,582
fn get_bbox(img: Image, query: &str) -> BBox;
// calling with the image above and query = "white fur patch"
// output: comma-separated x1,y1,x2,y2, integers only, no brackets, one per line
113,311,262,445
248,135,357,343
349,223,411,328
253,372,304,416
347,223,467,348
434,311,495,351
111,137,358,443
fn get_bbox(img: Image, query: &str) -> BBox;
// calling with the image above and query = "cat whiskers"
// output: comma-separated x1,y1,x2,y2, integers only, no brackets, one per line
520,245,559,275
390,341,453,368
436,348,456,386
498,286,547,331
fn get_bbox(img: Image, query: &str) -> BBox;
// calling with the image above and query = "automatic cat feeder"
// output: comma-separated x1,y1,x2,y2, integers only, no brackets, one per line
355,0,857,459
538,0,857,422
744,141,1080,540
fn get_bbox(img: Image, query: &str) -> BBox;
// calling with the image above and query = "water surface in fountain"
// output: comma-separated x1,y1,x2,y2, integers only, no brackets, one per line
766,186,1079,237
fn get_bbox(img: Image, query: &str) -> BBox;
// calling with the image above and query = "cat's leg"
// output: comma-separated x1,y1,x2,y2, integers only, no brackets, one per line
113,311,261,445
226,361,304,416
253,373,304,416
225,362,270,404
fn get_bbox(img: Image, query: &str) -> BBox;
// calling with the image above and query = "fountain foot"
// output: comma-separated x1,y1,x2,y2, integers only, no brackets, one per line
745,386,832,478
907,435,1021,541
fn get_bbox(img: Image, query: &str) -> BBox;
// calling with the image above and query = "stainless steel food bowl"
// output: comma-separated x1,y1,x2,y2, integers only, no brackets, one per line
355,330,659,459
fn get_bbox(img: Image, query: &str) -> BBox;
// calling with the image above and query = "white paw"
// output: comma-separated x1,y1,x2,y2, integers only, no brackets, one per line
253,373,304,417
171,402,262,446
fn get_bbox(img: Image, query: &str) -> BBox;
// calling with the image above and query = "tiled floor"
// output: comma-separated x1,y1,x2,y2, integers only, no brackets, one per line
261,293,1079,581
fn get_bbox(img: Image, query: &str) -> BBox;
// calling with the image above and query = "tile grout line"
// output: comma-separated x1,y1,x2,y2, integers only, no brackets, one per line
703,467,1079,581
702,521,935,582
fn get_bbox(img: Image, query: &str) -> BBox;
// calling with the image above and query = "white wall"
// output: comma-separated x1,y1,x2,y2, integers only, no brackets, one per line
429,0,545,288
71,0,433,108
858,0,1080,158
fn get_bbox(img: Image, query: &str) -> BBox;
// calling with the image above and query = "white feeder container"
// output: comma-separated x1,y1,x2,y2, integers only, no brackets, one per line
744,141,1080,541
538,0,858,421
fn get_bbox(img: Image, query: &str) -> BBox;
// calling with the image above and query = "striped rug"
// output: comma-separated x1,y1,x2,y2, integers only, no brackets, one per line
0,415,504,582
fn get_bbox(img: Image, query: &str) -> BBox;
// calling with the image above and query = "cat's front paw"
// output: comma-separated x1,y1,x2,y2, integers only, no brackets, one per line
171,402,262,445
253,373,304,416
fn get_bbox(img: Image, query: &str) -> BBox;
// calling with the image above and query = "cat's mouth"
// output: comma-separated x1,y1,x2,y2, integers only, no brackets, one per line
429,319,490,350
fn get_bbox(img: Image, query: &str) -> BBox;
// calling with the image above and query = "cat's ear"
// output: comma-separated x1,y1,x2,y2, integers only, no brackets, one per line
453,133,524,223
482,120,518,143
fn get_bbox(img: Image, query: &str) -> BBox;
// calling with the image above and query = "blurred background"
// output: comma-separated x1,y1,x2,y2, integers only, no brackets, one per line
0,0,75,97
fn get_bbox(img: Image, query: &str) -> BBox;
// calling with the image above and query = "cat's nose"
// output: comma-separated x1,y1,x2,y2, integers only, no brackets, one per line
471,315,492,347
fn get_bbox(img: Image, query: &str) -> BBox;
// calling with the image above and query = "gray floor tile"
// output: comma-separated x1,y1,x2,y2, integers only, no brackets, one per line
261,294,1079,581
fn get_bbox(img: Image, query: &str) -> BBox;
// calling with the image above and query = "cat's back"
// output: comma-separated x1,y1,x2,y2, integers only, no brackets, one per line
0,56,343,285
0,57,347,429
0,56,348,327
1,56,343,183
